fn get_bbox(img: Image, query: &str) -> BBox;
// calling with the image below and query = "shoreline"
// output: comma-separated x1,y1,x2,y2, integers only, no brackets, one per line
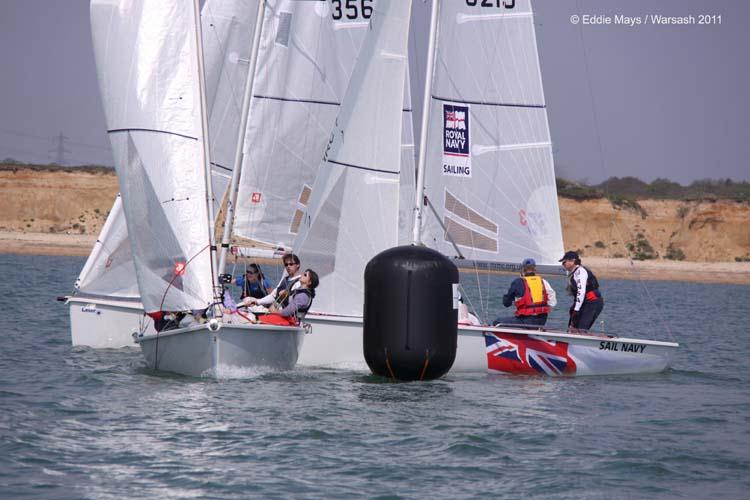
0,231,97,257
1,231,749,285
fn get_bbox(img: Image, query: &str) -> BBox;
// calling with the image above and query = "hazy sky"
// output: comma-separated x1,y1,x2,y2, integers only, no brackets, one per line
1,0,748,184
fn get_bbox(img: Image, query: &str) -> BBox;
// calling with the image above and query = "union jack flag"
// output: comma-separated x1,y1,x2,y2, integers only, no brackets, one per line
445,110,466,130
485,332,577,376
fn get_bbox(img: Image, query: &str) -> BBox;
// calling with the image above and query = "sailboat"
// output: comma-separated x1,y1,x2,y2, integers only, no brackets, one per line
66,195,155,348
89,0,305,377
67,0,260,349
295,0,679,376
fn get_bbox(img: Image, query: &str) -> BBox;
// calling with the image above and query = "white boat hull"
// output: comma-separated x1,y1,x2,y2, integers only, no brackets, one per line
67,296,153,348
302,313,678,377
134,321,305,378
297,314,365,370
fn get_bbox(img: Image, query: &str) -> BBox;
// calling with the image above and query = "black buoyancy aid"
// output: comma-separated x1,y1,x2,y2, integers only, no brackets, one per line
569,266,601,301
289,288,314,316
276,275,300,307
515,275,551,316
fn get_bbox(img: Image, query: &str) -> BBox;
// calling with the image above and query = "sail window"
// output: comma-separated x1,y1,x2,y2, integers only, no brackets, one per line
298,184,312,206
276,12,292,47
290,209,304,234
444,190,497,233
443,216,498,252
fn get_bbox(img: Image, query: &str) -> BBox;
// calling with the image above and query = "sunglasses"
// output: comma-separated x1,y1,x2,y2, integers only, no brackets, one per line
284,262,298,267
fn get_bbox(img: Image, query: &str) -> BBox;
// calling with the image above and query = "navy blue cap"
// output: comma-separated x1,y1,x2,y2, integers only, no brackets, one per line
521,258,536,267
559,251,579,262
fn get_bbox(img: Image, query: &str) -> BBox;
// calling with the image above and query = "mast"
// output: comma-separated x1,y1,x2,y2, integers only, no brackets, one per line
412,0,440,245
193,0,220,300
217,0,267,276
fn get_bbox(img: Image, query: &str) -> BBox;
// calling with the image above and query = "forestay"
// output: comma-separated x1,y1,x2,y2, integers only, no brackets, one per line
91,0,214,312
74,195,139,300
419,0,564,266
294,0,413,317
232,0,371,253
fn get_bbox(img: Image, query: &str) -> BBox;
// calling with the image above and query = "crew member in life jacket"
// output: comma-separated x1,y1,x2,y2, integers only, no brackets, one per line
559,250,604,331
259,269,319,326
493,258,557,326
241,253,302,309
233,263,271,300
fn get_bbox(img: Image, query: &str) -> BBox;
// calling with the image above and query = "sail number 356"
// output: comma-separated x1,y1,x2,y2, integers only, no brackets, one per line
331,0,373,20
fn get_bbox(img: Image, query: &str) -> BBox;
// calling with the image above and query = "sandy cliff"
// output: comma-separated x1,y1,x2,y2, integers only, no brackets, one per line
0,167,118,236
560,198,750,262
2,167,750,280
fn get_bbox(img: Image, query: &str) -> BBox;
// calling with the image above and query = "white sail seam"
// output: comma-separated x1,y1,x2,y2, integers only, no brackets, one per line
379,51,406,60
333,21,369,31
456,12,532,25
471,141,550,156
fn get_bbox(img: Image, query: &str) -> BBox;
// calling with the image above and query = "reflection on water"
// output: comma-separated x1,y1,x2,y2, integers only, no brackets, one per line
355,374,454,403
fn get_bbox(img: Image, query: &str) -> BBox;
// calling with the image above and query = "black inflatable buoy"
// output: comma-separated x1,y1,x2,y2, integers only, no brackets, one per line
363,245,458,381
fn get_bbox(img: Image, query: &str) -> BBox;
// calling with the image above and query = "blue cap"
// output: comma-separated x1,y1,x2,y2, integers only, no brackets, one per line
521,258,536,267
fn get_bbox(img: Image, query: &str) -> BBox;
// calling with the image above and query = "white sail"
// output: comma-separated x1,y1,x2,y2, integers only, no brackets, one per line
202,0,260,215
91,0,214,312
74,195,140,299
399,69,417,247
73,0,256,307
419,0,564,265
295,0,412,317
232,0,371,252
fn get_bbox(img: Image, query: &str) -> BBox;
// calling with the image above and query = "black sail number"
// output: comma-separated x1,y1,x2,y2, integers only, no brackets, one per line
332,0,373,20
465,0,516,8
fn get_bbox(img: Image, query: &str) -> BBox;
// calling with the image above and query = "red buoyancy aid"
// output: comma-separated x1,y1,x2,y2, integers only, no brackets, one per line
514,276,551,316
258,313,298,326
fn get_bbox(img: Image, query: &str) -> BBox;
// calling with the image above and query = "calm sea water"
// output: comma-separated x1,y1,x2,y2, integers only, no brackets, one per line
1,253,749,499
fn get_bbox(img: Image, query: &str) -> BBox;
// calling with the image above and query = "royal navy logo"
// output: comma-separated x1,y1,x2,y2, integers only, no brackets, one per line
442,103,471,177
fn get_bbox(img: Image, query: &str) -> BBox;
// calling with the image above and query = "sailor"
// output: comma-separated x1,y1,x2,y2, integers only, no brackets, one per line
493,258,557,326
233,263,272,300
559,251,604,331
242,253,302,309
259,269,319,326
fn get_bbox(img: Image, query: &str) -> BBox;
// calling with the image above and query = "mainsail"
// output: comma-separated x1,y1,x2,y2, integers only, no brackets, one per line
77,0,258,314
419,0,564,265
295,0,413,317
232,0,372,253
91,0,214,312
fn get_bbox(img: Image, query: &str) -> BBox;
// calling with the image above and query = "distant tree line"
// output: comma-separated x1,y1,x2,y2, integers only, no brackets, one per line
1,159,114,175
557,176,750,202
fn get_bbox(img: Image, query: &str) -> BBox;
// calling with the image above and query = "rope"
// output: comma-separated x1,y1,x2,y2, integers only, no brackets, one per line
419,350,430,381
384,349,397,381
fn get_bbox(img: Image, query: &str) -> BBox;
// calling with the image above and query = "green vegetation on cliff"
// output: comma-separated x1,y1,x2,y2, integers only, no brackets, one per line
556,176,750,202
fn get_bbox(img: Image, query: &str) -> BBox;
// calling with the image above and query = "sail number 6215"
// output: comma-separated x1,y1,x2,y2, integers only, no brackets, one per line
466,0,516,7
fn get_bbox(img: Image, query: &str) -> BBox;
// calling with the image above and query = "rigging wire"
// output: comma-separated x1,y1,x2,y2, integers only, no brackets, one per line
574,0,675,342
